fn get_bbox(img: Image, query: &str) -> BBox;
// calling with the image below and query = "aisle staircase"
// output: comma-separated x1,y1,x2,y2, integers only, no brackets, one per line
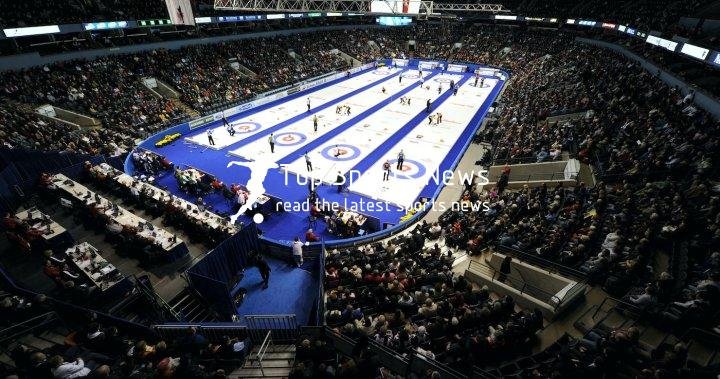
167,288,219,322
170,98,199,118
232,330,295,378
232,345,295,378
0,311,70,370
573,296,720,368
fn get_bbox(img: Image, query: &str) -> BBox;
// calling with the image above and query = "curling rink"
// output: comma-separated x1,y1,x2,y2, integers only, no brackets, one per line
144,63,505,240
184,66,407,149
348,76,500,208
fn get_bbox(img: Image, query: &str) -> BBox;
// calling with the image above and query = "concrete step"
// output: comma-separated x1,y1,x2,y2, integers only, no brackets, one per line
243,359,294,368
638,326,666,352
598,310,630,331
18,335,55,350
0,353,15,368
39,330,67,345
231,366,291,378
246,351,295,361
688,341,716,367
249,344,295,354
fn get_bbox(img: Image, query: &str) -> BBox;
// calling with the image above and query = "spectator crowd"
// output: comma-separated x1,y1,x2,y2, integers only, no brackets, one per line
324,226,544,372
0,19,719,378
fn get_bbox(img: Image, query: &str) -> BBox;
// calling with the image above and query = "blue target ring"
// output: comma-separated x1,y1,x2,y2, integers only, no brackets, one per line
321,144,361,161
388,159,427,179
433,77,453,83
373,68,392,75
231,121,261,133
401,73,420,79
274,132,307,146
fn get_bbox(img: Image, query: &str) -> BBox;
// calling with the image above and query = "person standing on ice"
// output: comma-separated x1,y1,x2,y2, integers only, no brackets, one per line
336,171,345,193
306,97,311,112
383,160,391,181
268,133,275,153
207,129,215,146
226,158,280,224
313,115,318,132
305,152,313,172
397,149,405,170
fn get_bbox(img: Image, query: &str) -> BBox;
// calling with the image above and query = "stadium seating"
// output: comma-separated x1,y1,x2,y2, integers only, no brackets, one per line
1,2,720,377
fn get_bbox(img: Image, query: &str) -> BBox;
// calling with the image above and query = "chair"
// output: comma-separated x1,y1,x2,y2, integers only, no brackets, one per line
60,198,73,211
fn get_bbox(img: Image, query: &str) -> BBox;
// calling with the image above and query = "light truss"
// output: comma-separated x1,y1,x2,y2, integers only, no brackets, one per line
213,0,508,17
215,0,377,13
432,3,509,13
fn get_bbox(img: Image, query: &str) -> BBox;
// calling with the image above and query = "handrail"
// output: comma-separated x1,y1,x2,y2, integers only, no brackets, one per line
591,297,611,320
244,314,298,344
468,260,564,309
256,330,273,376
325,326,410,362
0,264,156,339
495,245,587,279
316,238,326,326
322,326,498,378
491,154,556,166
511,265,529,287
132,275,182,322
487,170,572,183
0,311,60,345
591,295,644,320
411,348,468,379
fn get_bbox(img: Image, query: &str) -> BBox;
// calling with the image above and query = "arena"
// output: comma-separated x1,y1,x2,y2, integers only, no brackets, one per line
0,1,719,378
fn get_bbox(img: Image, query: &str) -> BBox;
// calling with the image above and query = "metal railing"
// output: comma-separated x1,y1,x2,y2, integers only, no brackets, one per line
132,275,182,322
410,350,469,379
317,238,326,326
323,326,410,377
468,260,559,306
590,295,649,321
488,170,573,183
154,323,249,342
245,314,298,344
317,326,494,378
495,245,587,279
0,311,61,346
468,258,586,315
256,330,274,376
0,263,156,340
